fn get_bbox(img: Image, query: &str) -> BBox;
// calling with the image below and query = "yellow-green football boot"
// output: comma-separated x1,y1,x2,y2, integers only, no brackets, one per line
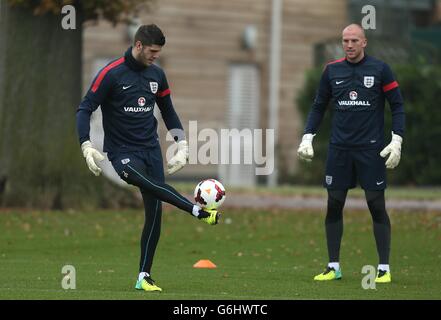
198,209,220,225
375,270,391,283
314,266,342,281
135,276,162,292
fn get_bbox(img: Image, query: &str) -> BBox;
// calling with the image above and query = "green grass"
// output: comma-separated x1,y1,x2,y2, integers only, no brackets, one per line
173,183,441,200
0,208,440,299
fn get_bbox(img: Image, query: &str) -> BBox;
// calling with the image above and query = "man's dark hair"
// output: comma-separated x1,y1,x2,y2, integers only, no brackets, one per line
134,24,166,46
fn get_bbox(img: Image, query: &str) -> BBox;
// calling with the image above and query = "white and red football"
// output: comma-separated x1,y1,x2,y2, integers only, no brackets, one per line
194,179,226,210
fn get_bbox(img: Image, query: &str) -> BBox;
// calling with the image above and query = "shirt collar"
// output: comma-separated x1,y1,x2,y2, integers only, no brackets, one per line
346,54,368,66
124,47,147,71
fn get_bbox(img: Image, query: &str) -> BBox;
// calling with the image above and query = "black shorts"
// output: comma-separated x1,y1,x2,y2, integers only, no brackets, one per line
324,145,386,190
108,146,165,185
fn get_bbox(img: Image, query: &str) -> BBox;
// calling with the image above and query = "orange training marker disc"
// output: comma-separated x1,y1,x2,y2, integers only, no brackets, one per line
193,259,217,269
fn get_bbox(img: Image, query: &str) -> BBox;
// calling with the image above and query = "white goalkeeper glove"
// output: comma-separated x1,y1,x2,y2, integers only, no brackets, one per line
81,140,105,176
297,133,316,162
167,140,189,175
380,132,402,169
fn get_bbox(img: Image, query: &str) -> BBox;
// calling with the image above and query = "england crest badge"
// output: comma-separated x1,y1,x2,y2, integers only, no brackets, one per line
364,76,374,88
149,82,158,94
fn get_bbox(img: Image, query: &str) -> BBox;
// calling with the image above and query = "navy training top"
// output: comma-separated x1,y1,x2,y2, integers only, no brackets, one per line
76,47,184,154
304,55,405,149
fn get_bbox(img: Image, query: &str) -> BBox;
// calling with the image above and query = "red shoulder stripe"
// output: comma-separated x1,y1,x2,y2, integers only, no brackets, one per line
91,57,125,93
326,57,346,66
157,88,171,98
383,81,399,92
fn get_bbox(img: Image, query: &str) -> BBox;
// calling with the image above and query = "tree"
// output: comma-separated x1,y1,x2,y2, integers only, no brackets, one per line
6,0,154,25
0,0,153,209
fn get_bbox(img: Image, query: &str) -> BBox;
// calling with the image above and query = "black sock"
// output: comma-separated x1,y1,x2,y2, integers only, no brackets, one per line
139,192,162,274
325,189,348,262
365,190,391,265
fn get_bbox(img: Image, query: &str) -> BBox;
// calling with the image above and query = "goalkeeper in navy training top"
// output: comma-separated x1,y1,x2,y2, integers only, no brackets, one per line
297,24,405,283
76,24,220,292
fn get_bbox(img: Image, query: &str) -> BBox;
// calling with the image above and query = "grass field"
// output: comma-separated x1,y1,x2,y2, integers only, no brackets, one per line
0,207,440,300
173,183,441,200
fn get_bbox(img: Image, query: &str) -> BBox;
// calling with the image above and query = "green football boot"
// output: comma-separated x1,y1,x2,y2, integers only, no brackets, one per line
135,276,162,292
198,209,220,225
314,266,342,281
375,270,391,283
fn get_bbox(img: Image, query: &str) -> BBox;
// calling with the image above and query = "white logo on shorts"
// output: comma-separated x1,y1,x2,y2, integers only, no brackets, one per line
326,175,333,185
121,158,130,164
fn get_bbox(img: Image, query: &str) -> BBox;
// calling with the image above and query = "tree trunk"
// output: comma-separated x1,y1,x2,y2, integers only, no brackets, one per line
0,4,138,209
